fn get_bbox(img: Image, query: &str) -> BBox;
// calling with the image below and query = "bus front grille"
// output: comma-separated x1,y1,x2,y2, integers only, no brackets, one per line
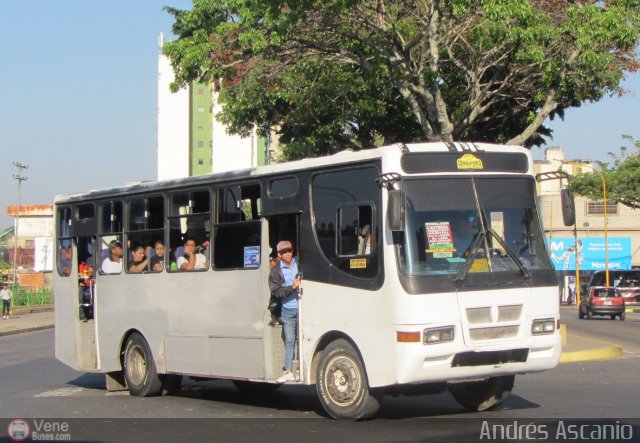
451,348,529,367
469,325,519,340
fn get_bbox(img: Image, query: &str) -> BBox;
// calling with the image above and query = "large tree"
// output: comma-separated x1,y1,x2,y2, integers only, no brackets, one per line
571,135,640,209
163,0,640,159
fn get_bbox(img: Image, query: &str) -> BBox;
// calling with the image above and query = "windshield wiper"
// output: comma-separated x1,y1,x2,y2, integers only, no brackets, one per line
454,228,531,284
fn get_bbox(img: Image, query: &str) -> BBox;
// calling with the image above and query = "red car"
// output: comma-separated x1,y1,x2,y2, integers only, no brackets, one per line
579,286,626,320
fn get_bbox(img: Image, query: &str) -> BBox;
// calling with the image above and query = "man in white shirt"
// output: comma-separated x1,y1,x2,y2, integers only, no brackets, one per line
177,238,207,270
1,283,12,320
101,240,123,274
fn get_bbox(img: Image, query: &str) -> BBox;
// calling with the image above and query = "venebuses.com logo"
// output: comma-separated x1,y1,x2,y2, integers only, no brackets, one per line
7,419,30,442
6,418,72,441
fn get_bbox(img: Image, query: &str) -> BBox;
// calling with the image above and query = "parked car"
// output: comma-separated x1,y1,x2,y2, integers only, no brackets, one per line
579,286,625,320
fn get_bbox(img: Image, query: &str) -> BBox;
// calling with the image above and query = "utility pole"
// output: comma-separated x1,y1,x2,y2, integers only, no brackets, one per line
12,162,29,286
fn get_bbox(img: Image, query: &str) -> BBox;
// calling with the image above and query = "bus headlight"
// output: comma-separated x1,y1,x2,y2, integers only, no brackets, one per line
531,318,555,335
424,326,454,344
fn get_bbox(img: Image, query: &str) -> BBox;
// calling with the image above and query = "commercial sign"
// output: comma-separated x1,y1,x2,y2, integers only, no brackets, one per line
547,237,631,271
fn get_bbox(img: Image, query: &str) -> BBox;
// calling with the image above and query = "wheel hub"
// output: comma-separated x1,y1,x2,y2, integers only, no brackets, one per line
325,356,361,406
127,345,147,386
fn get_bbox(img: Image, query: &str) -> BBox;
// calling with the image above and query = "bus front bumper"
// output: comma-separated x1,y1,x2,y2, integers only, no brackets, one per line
391,333,561,386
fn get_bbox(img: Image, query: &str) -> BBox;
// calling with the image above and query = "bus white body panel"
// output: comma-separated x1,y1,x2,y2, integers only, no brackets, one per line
53,142,562,419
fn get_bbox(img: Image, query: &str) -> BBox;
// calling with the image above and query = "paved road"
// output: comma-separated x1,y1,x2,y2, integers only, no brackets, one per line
561,306,640,354
2,329,640,442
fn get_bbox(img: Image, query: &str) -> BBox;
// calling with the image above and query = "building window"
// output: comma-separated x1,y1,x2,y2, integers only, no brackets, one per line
197,88,204,95
586,201,618,215
198,159,204,166
197,123,204,130
197,106,204,113
198,140,204,148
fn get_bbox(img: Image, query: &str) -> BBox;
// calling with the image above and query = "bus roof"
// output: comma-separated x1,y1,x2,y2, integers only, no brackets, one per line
54,142,529,204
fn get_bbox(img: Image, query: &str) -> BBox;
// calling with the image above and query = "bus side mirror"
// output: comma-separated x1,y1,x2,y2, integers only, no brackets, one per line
388,190,404,231
561,187,576,226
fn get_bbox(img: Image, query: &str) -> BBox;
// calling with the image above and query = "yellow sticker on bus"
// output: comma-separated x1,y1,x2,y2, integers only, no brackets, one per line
350,258,367,269
470,258,489,273
457,153,484,170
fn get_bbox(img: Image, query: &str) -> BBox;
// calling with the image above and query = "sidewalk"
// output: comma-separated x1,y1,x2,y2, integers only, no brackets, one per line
558,305,624,363
0,305,55,337
0,306,625,363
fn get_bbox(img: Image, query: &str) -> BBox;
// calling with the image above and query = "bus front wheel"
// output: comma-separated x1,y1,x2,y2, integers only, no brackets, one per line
123,332,163,397
316,339,381,420
448,375,515,412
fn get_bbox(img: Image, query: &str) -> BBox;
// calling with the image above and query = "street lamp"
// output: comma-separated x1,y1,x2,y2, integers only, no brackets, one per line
593,168,609,286
556,161,610,300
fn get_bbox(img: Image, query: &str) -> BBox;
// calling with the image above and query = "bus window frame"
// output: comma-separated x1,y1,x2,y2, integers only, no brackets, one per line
167,188,211,272
213,181,263,271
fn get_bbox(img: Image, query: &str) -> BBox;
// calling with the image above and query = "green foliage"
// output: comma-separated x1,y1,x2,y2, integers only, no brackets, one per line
571,135,640,209
164,0,640,158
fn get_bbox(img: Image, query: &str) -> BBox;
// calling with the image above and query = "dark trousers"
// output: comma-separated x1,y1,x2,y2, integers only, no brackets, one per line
2,300,10,316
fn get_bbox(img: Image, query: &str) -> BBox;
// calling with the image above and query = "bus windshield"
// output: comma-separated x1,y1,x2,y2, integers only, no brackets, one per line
398,177,552,277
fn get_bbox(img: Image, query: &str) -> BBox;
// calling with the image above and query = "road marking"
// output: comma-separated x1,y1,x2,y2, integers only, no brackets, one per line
35,387,85,397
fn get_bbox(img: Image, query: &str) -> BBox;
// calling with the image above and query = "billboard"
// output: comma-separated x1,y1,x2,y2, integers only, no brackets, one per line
547,237,631,271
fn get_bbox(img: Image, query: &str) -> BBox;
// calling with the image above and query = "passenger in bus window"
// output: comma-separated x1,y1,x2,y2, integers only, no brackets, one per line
150,240,165,272
177,237,207,270
60,245,72,276
268,240,301,383
128,245,150,273
358,224,372,255
101,240,123,274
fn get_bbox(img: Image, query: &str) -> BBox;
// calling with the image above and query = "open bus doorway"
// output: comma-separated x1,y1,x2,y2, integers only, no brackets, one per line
265,213,301,381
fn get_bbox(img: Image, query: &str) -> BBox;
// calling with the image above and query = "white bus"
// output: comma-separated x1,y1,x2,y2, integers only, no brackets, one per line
54,142,568,419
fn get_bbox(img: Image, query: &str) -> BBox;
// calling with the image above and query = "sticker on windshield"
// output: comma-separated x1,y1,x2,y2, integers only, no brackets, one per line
424,222,455,258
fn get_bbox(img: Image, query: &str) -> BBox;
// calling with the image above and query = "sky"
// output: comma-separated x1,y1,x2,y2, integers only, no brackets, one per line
1,1,639,230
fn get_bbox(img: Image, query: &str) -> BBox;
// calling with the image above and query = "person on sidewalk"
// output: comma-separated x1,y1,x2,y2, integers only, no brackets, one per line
1,283,12,320
268,240,301,383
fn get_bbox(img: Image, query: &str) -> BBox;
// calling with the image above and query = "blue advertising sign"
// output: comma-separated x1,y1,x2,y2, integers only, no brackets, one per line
244,246,260,268
547,237,631,271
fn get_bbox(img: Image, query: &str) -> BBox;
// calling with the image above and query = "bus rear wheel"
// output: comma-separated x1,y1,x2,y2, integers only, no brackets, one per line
448,375,515,412
316,339,381,420
123,332,163,397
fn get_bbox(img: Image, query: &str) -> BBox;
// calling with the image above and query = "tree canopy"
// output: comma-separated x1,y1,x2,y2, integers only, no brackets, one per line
163,0,640,159
571,135,640,210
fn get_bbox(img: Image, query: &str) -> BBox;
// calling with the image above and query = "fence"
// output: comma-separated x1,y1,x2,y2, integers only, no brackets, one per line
10,287,53,307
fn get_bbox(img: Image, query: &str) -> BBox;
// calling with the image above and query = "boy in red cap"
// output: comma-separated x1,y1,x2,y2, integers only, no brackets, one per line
268,240,301,383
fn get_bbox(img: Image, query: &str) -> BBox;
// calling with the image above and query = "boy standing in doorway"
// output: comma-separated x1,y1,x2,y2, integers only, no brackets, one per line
268,240,301,383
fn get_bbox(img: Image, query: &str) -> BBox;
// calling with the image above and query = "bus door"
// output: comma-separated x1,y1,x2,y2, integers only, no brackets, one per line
264,213,301,381
54,235,98,372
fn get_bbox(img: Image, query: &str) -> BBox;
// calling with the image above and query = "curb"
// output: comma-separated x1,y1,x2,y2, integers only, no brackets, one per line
10,305,54,316
0,324,54,338
559,324,624,363
560,345,623,363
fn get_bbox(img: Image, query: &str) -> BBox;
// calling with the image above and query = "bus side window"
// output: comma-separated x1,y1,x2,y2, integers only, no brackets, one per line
214,184,261,269
169,190,210,272
338,204,373,256
58,241,73,276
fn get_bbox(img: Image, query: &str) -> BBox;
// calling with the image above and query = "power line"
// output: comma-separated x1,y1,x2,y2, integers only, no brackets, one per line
12,162,29,285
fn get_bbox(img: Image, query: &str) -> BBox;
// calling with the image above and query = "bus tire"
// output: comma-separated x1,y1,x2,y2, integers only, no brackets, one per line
448,375,515,412
123,332,163,397
316,339,381,420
